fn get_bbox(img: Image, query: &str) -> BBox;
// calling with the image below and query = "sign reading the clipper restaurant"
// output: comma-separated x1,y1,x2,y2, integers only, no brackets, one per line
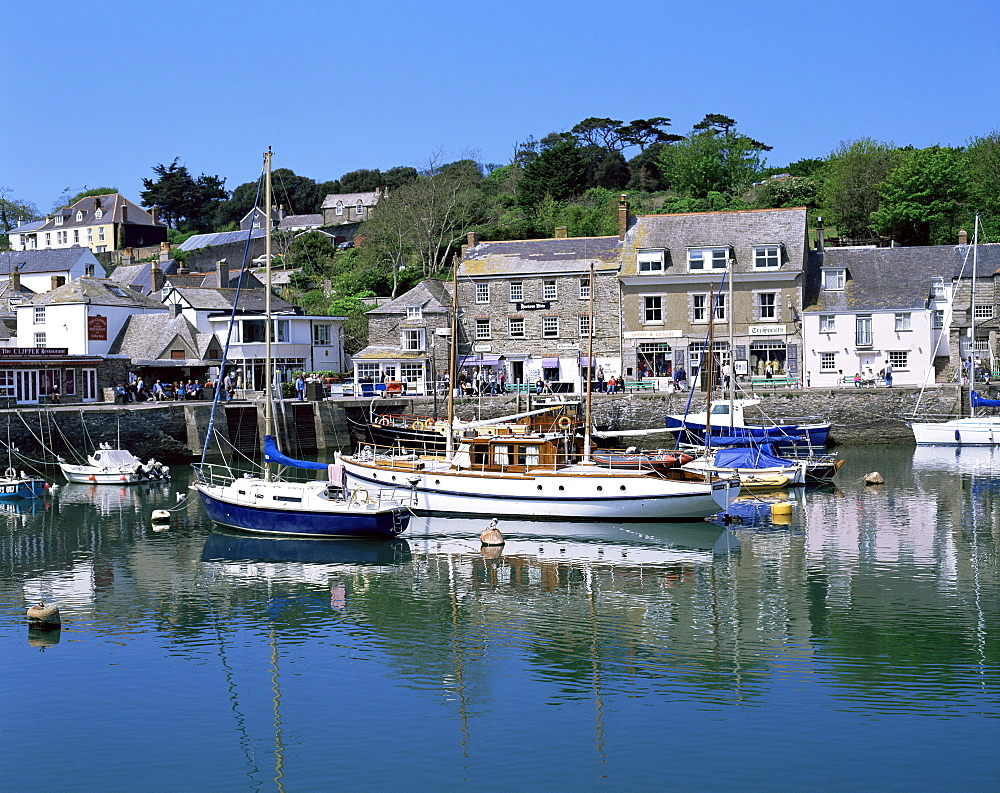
0,347,70,357
515,301,551,311
748,325,787,336
88,315,108,341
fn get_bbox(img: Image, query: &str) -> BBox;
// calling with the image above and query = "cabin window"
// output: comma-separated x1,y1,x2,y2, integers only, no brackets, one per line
95,208,103,218
406,306,422,321
76,211,84,221
931,278,945,298
336,202,344,216
643,296,662,323
823,268,845,291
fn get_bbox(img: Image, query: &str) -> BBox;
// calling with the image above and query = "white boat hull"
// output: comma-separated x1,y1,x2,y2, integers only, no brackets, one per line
910,418,1000,446
59,465,146,484
338,456,735,521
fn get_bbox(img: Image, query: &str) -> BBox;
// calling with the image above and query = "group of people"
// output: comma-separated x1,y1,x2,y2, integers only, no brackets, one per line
962,355,990,384
457,368,507,396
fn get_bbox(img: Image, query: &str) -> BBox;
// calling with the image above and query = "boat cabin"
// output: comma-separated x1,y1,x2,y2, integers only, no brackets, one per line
453,435,573,473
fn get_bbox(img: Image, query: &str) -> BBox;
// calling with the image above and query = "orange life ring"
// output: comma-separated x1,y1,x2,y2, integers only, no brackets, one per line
556,415,573,430
425,419,435,428
377,415,391,427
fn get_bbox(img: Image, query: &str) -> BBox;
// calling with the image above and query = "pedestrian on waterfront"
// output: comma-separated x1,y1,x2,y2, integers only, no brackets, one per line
135,376,146,401
193,379,204,399
674,366,688,391
295,374,306,401
50,382,60,404
488,370,497,396
884,363,893,387
172,381,183,400
596,366,605,393
222,373,233,401
805,371,811,388
153,380,166,401
854,372,862,387
765,363,774,380
498,369,506,394
722,363,732,391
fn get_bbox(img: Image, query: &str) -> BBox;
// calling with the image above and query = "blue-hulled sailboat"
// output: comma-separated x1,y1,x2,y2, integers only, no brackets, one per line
193,150,411,539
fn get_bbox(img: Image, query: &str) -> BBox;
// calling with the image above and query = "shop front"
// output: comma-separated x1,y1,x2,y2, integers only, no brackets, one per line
0,348,108,404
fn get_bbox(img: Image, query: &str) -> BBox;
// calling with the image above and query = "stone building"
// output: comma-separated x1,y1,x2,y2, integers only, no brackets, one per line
457,229,621,392
353,280,453,393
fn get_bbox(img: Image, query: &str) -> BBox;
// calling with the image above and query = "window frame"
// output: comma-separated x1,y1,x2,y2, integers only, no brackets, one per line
509,282,523,302
823,268,846,291
758,292,777,320
643,295,663,323
819,352,837,372
687,247,729,272
542,316,558,338
578,278,590,300
34,332,46,348
887,350,908,370
856,315,873,346
475,319,491,340
402,328,425,351
508,317,525,338
542,280,557,301
637,250,665,273
578,315,591,337
475,282,489,304
894,312,911,331
819,315,836,333
753,245,781,269
406,306,422,321
34,307,45,324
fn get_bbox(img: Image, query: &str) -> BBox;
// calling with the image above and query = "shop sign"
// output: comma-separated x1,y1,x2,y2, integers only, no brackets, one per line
515,301,551,311
624,329,682,339
0,347,70,357
473,344,492,352
748,324,786,336
88,315,108,341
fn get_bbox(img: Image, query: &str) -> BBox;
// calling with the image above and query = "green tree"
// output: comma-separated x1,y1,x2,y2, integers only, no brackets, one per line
339,169,383,192
871,146,968,246
0,188,39,234
285,230,336,276
964,131,1000,238
657,114,771,198
818,138,899,240
753,177,819,209
517,139,588,207
52,187,119,209
140,158,228,231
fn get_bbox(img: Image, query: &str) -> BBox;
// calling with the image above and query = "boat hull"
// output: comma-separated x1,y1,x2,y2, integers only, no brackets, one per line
664,417,830,449
0,478,48,499
338,457,734,521
910,418,1000,446
195,481,410,539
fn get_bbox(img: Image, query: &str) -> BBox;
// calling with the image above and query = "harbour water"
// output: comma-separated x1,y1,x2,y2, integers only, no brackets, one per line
2,445,997,791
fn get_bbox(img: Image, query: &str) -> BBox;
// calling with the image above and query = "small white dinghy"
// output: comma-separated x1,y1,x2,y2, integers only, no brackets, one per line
59,443,171,485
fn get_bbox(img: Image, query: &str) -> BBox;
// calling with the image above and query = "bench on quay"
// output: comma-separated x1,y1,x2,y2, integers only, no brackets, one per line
505,383,534,394
838,376,888,388
624,380,655,392
749,375,796,390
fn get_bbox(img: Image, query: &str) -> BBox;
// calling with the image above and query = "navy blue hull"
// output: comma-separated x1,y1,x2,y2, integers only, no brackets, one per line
198,491,409,539
664,417,829,449
0,480,48,499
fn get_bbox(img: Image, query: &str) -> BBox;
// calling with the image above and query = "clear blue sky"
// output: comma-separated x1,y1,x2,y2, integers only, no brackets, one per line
4,0,998,215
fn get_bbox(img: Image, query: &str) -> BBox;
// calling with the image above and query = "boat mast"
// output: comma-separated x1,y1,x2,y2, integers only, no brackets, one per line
727,256,734,431
583,261,595,463
445,253,458,461
264,149,274,482
969,214,979,416
704,289,716,447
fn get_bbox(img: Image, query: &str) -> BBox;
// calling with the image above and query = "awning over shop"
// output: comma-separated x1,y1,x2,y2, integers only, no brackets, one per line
579,356,596,368
541,357,559,368
459,354,503,367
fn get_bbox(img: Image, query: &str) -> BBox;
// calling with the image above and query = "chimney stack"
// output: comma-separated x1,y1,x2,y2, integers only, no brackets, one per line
467,231,480,247
815,217,825,253
11,268,20,291
216,259,228,289
122,247,134,267
618,194,629,240
554,226,568,239
121,205,128,223
150,206,159,225
159,241,170,263
959,228,968,245
151,257,164,294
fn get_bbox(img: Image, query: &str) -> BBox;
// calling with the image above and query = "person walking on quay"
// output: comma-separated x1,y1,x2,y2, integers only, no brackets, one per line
596,366,605,393
673,366,688,391
295,374,306,401
884,362,893,387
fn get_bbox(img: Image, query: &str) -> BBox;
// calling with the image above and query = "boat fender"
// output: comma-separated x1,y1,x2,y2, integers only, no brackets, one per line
4,467,16,479
557,416,573,430
88,475,96,482
377,416,391,427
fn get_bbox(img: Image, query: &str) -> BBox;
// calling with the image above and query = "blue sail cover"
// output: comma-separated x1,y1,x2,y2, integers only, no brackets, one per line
971,390,1000,408
263,434,329,470
713,444,793,470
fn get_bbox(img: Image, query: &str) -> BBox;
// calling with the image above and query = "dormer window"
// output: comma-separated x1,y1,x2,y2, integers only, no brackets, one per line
356,201,364,215
931,278,945,299
76,211,85,222
406,306,422,321
753,244,781,268
336,202,344,216
95,208,104,218
637,250,665,273
823,268,846,291
687,247,729,271
55,215,64,226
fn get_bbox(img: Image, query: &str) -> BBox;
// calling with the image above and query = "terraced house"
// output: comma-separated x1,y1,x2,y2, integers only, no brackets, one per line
619,205,809,386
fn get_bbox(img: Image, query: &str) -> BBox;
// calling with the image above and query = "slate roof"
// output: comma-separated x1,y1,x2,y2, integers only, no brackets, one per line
177,229,266,251
25,278,169,309
459,236,621,277
170,286,297,313
9,220,45,234
366,279,453,315
0,247,98,275
108,260,179,294
108,312,216,360
621,207,808,276
279,214,324,229
0,280,37,315
352,344,427,360
804,243,996,313
321,191,380,209
41,194,163,231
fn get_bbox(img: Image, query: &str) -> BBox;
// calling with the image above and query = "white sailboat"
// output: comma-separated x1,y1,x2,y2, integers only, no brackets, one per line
911,215,1000,445
193,150,412,538
339,262,739,521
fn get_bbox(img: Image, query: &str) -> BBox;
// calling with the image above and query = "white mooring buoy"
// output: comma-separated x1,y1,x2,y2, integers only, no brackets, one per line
27,602,61,630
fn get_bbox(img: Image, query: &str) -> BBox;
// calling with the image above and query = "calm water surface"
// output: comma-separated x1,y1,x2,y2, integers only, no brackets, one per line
2,446,998,791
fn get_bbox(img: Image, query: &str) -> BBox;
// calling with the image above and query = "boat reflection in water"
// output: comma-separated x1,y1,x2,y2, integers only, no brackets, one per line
57,480,175,516
910,444,1000,475
201,529,413,568
405,515,738,565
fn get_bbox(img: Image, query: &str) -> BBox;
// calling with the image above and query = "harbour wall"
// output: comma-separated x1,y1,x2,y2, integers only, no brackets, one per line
1,384,986,467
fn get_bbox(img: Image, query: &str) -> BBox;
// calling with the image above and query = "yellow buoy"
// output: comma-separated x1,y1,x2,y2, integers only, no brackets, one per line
770,501,793,524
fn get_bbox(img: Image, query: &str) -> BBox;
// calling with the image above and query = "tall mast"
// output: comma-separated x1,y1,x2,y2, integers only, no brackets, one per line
727,257,734,430
263,149,274,481
445,254,458,461
583,261,595,463
970,214,979,415
704,289,717,447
